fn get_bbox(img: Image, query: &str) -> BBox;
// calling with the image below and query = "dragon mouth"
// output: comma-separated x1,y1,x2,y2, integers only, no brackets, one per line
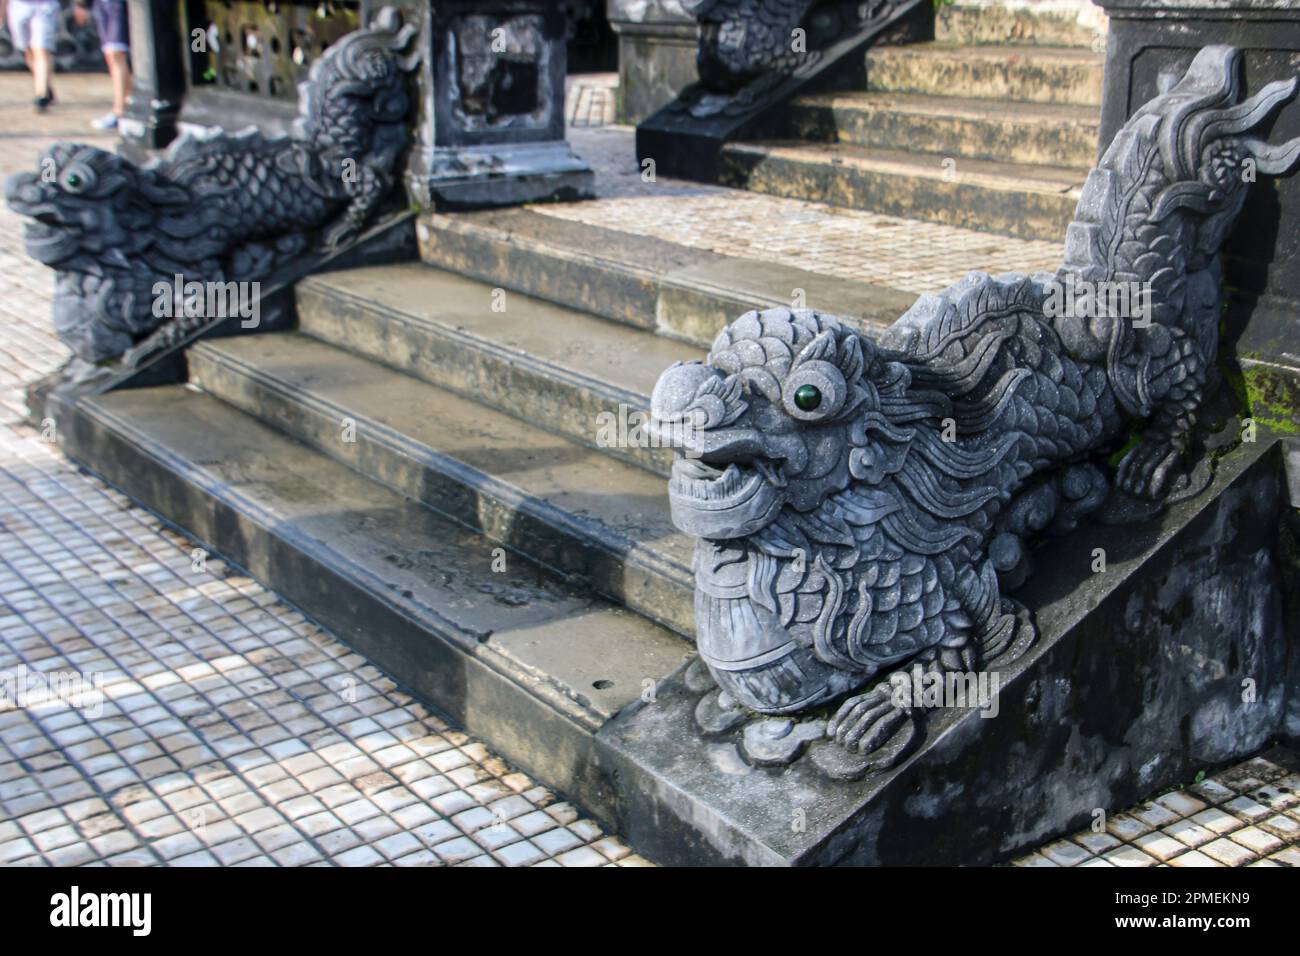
667,454,787,539
22,217,79,262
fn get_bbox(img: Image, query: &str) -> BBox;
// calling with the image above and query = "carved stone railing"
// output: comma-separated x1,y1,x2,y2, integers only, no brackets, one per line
636,0,931,180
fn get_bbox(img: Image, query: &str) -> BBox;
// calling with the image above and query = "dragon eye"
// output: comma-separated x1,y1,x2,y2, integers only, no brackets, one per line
59,165,95,193
794,384,821,411
782,360,846,421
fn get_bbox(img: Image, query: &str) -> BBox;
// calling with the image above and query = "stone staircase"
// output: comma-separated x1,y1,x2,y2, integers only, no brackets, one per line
715,26,1105,240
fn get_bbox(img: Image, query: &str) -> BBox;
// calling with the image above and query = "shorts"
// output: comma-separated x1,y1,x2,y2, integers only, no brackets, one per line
6,0,60,52
93,0,129,54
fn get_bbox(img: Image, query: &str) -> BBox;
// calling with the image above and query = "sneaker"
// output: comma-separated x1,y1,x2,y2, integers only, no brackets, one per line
91,112,119,130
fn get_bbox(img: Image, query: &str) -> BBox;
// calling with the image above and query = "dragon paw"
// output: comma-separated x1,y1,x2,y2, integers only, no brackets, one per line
1116,436,1184,499
825,682,916,764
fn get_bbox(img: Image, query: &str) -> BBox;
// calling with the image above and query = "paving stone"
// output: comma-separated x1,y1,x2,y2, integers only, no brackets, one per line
1200,838,1257,867
1101,845,1158,867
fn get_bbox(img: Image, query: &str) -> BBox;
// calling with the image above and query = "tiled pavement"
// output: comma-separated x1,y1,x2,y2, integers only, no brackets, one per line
0,73,1297,868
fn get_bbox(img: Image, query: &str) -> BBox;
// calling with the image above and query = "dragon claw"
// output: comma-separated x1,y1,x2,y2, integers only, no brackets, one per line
1117,438,1183,499
827,684,914,757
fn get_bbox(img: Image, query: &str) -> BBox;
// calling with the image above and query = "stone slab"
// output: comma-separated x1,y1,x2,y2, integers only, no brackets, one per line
416,207,915,347
719,140,1085,241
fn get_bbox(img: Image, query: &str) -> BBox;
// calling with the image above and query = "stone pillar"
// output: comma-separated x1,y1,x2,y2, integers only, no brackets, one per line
606,0,697,125
1097,0,1300,415
408,0,593,209
119,0,187,155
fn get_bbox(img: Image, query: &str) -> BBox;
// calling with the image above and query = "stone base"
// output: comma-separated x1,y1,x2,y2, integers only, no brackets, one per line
597,438,1290,864
415,142,595,210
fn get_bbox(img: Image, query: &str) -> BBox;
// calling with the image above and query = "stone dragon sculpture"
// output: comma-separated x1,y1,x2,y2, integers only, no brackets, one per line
649,46,1300,778
4,7,418,367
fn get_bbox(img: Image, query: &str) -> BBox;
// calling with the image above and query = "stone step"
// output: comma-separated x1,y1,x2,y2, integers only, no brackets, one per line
935,2,1107,50
719,141,1084,241
867,43,1105,107
785,90,1099,169
187,333,697,636
415,208,913,348
58,384,694,817
294,262,701,475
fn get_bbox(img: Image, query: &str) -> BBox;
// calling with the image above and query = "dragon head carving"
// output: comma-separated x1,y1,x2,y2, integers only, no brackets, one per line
5,143,185,271
652,308,971,541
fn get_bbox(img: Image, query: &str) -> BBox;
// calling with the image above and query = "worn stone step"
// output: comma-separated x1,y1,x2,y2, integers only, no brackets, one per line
57,384,694,821
786,90,1099,168
935,2,1107,49
416,208,913,348
188,333,696,637
867,43,1105,107
719,141,1084,241
294,263,700,475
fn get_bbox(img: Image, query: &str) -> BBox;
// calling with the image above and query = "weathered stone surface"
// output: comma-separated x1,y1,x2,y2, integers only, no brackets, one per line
718,140,1085,240
935,1,1108,49
783,91,1100,169
294,263,694,475
1096,0,1300,404
416,1,594,208
865,42,1105,107
635,0,930,181
415,207,914,347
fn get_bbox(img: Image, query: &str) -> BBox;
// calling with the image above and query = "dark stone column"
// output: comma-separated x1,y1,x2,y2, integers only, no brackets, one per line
1097,0,1300,406
119,0,186,155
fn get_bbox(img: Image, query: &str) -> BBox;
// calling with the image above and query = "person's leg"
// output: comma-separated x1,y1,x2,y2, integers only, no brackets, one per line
93,0,131,120
30,45,52,99
105,49,130,116
28,0,58,102
9,1,39,98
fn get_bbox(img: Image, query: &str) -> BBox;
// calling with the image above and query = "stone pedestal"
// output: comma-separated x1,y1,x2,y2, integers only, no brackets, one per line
409,0,593,209
606,0,697,125
1098,0,1300,426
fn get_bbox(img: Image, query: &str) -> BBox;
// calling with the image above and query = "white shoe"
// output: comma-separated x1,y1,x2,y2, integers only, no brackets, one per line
91,113,119,130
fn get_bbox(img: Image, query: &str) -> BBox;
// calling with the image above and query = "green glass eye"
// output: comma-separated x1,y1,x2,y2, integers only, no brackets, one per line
794,383,821,412
65,173,82,188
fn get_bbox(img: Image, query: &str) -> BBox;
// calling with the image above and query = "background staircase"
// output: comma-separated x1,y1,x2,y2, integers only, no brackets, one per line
716,22,1105,240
